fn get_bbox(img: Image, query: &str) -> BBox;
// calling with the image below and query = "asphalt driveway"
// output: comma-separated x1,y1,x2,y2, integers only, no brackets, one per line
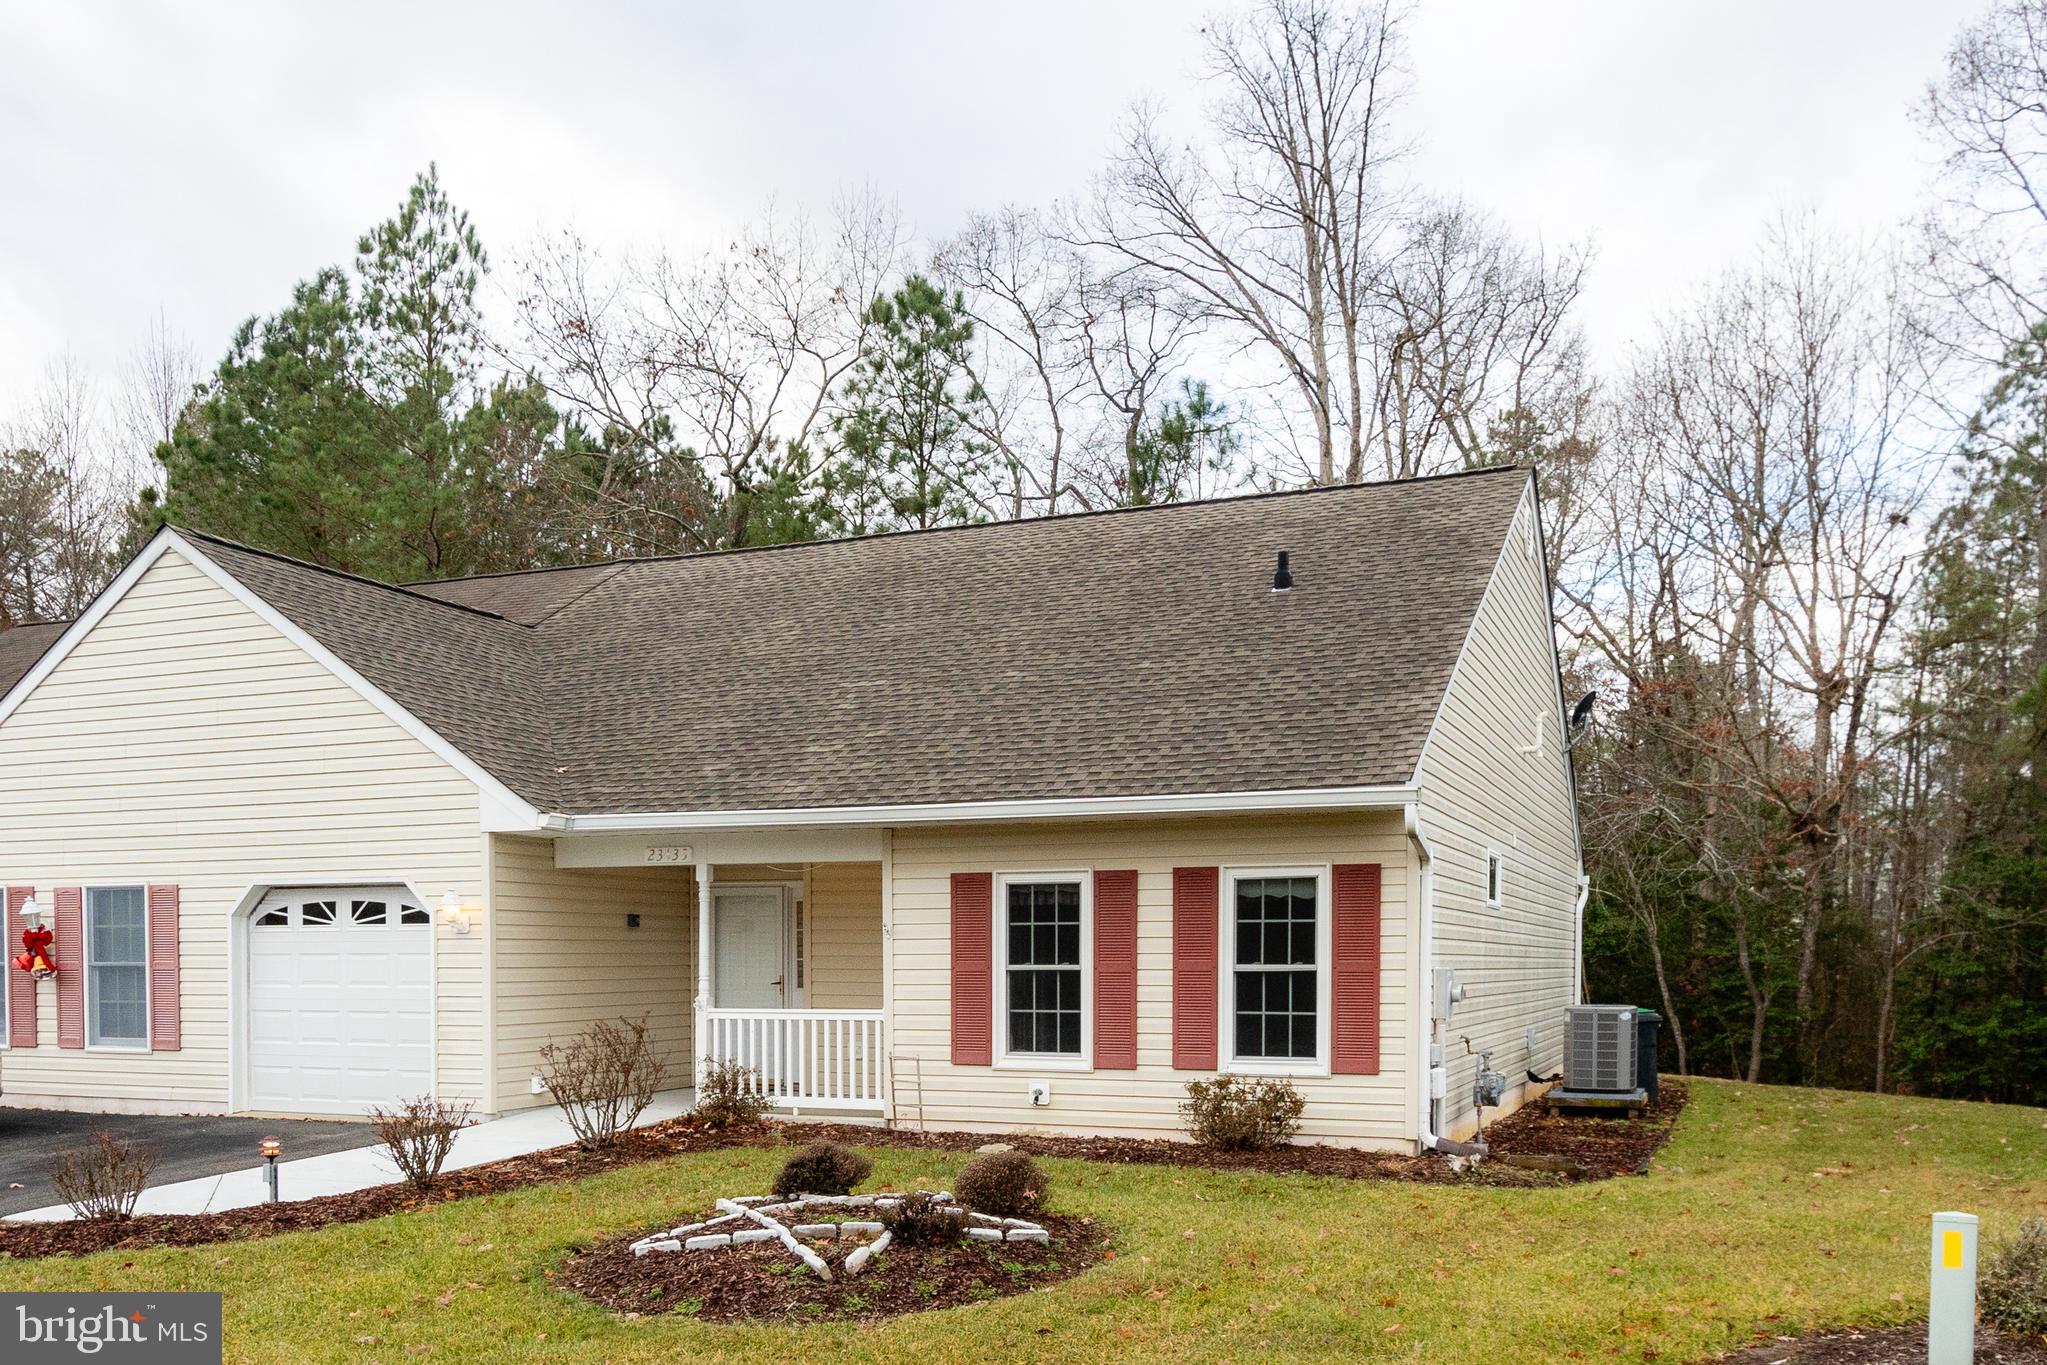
0,1108,380,1216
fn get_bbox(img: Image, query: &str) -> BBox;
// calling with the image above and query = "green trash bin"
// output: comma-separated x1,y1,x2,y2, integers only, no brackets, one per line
1635,1009,1661,1103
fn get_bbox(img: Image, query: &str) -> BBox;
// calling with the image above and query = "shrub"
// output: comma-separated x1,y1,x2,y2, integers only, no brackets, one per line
954,1151,1049,1217
1180,1074,1307,1151
49,1130,157,1220
368,1095,473,1192
882,1190,965,1248
539,1015,670,1149
692,1057,771,1131
772,1140,872,1198
1983,1216,2047,1338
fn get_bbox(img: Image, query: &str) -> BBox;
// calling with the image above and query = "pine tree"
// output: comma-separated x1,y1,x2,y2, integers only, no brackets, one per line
824,276,990,534
144,167,567,580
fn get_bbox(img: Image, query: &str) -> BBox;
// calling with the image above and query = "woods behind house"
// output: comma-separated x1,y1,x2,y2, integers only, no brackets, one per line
6,0,2046,1105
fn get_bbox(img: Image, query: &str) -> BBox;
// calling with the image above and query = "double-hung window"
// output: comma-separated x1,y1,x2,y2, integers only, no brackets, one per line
997,874,1089,1065
1224,869,1328,1072
86,886,148,1049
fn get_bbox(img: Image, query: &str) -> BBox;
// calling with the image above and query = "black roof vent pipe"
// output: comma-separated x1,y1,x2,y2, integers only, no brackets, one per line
1272,550,1293,593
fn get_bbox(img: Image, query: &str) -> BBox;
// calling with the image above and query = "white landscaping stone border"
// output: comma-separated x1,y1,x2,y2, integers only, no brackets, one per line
628,1191,1049,1281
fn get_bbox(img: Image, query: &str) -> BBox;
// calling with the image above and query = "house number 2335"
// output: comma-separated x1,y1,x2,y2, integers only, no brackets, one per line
644,845,693,865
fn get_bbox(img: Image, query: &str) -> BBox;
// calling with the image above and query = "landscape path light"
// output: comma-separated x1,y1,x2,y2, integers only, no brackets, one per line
260,1137,282,1204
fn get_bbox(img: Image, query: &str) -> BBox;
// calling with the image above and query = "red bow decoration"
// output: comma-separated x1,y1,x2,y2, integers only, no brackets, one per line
13,925,55,978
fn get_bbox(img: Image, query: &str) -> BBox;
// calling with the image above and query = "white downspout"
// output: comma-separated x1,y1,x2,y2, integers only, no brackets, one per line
1573,872,1590,1006
1406,804,1485,1159
694,860,713,1093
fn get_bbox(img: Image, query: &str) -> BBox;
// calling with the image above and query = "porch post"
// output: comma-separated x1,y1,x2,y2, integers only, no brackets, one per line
695,860,713,1087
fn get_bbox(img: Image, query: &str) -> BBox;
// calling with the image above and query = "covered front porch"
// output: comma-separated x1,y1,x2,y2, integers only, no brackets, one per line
689,860,886,1114
499,830,887,1116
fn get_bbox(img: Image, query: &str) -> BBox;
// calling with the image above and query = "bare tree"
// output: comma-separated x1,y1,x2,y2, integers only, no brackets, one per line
1071,266,1209,505
1919,0,2047,360
1081,0,1407,484
505,191,908,550
1557,223,1939,1082
1371,201,1590,477
0,362,129,624
935,207,1095,516
114,311,201,484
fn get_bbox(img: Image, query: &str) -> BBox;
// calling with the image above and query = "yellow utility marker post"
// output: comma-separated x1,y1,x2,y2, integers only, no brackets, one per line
1929,1210,1978,1365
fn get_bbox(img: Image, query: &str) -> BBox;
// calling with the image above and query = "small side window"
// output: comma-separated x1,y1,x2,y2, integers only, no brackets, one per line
1485,852,1503,908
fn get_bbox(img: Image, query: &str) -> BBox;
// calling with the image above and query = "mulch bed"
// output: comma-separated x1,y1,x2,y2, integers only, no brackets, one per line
557,1210,1108,1324
0,1121,752,1261
0,1081,1685,1260
1482,1077,1688,1176
778,1079,1688,1188
1718,1324,2047,1363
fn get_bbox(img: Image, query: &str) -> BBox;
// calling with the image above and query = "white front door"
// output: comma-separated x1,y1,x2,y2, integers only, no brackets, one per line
713,886,788,1009
246,887,433,1115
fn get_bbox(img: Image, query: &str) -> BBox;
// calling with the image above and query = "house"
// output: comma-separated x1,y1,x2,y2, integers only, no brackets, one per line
0,466,1583,1153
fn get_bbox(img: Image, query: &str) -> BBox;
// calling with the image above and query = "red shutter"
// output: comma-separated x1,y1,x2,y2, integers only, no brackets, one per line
1331,863,1383,1075
949,872,993,1066
54,886,83,1050
1171,866,1219,1070
146,884,180,1051
1092,869,1138,1070
6,886,36,1049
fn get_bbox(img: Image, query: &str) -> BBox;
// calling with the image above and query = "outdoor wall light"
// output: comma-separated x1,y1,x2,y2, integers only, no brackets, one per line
12,895,56,978
440,889,473,935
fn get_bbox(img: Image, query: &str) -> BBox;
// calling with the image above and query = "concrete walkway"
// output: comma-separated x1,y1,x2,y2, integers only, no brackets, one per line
5,1089,698,1223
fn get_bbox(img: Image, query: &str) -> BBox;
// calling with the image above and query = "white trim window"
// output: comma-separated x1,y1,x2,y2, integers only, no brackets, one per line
86,885,149,1049
1485,850,1504,908
1222,867,1330,1074
995,873,1091,1067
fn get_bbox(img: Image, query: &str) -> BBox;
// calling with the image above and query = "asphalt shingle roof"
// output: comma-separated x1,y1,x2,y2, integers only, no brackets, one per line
0,622,69,697
178,467,1532,816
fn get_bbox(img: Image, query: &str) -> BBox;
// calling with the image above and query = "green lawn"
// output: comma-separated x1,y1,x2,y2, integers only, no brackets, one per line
5,1079,2043,1363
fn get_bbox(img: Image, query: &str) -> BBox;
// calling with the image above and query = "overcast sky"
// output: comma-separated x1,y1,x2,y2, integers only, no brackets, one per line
0,1,1980,415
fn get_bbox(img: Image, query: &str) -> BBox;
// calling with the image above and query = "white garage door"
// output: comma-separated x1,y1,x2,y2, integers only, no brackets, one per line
247,887,432,1115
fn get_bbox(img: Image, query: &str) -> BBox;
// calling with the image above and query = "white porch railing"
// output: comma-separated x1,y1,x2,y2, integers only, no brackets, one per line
700,1009,886,1111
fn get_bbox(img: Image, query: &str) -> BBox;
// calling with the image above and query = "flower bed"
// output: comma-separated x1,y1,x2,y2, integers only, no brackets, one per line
562,1200,1105,1323
0,1082,1685,1261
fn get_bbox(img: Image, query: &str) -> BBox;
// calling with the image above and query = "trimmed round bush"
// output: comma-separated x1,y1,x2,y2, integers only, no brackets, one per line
954,1151,1049,1218
881,1190,965,1248
1983,1216,2047,1338
771,1140,873,1198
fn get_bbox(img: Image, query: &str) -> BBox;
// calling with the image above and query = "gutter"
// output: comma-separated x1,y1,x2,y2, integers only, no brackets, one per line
546,784,1419,833
1406,804,1486,1160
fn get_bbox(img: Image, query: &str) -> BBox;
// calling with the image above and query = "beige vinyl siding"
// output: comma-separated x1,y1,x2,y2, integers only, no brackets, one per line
888,813,1414,1149
490,836,693,1112
804,862,882,1009
1416,488,1583,1137
0,549,486,1113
